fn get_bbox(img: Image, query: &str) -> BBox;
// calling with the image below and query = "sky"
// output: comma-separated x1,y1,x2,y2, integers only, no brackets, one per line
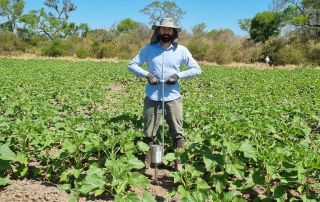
24,0,273,37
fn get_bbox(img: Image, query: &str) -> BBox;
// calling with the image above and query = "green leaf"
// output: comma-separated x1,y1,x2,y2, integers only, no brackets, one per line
224,141,238,156
0,144,17,161
203,154,219,171
0,160,11,171
17,153,28,165
79,164,105,194
70,166,83,179
127,157,145,170
180,191,206,202
212,178,224,194
68,192,79,202
273,185,286,199
129,172,150,188
114,192,141,202
252,170,265,185
170,171,182,184
58,183,71,191
282,162,297,172
62,140,76,153
55,122,65,130
196,177,210,190
177,185,189,198
94,189,104,197
239,140,257,161
162,152,176,165
19,166,28,177
59,170,69,182
226,163,244,179
0,177,10,186
142,192,156,202
137,141,149,152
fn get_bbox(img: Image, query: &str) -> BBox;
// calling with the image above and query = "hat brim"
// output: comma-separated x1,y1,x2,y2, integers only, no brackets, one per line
152,25,181,32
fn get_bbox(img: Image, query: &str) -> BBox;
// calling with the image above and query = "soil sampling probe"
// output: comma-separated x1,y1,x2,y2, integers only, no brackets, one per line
150,78,166,183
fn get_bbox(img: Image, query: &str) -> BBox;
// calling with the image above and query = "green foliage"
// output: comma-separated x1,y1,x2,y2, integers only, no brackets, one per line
187,38,208,61
116,18,139,32
278,0,320,40
90,41,110,59
307,41,320,65
0,0,25,32
250,11,283,42
238,18,252,32
20,0,88,40
76,48,89,59
139,0,186,25
1,59,320,201
0,30,26,52
238,39,264,63
191,23,207,35
276,42,307,65
262,36,284,63
187,29,243,64
42,39,68,57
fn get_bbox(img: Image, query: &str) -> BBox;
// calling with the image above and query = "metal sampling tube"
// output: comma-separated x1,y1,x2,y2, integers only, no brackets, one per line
151,55,166,182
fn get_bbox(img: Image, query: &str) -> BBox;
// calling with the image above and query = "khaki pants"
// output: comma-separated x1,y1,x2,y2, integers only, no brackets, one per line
143,96,184,140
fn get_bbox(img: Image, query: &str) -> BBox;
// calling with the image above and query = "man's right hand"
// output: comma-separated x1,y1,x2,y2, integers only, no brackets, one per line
146,73,160,85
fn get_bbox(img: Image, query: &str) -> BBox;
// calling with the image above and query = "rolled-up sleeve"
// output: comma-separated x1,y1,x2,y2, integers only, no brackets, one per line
177,48,201,79
128,46,149,78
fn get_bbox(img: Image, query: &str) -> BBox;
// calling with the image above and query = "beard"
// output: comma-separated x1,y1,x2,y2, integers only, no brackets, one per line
159,34,173,43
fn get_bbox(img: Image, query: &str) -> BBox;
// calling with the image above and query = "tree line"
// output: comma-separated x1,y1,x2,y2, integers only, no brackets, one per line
1,0,319,66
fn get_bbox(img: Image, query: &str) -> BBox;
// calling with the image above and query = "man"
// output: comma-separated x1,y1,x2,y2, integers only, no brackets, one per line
265,55,270,66
128,18,201,171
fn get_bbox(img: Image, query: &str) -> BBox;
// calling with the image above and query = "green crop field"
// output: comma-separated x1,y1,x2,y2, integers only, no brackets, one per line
0,58,319,202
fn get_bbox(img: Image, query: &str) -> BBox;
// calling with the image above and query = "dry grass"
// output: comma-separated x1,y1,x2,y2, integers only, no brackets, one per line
1,53,319,70
0,53,126,63
199,61,320,70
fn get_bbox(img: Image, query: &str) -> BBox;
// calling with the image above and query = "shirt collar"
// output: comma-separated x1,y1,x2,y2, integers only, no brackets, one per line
156,41,174,50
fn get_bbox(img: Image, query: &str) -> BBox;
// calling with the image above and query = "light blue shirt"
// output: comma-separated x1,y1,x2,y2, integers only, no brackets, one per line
128,42,201,101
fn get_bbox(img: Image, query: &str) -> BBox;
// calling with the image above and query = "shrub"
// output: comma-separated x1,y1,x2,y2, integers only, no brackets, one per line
76,48,90,59
91,41,107,59
42,40,68,57
262,37,284,65
206,42,233,64
307,41,320,66
276,43,307,65
0,31,27,53
187,38,208,61
239,40,263,63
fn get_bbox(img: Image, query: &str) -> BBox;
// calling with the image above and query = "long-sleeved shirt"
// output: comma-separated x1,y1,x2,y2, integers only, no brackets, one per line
128,41,201,101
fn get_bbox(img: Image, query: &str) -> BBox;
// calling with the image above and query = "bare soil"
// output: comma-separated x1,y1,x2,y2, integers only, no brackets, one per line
0,168,177,202
131,167,180,202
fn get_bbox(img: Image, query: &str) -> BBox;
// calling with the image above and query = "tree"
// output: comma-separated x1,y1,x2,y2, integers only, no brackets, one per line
116,18,139,32
191,23,206,35
250,11,283,42
20,0,88,39
238,18,252,33
139,1,186,26
0,0,24,32
271,0,291,12
282,0,320,40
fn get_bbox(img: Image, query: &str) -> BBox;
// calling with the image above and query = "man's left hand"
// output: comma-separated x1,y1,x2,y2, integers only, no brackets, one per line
166,74,179,85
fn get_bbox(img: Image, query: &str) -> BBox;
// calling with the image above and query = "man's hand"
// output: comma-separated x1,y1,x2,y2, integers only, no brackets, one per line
166,74,179,85
146,73,160,85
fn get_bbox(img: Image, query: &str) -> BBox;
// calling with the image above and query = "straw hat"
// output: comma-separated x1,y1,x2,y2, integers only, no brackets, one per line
150,17,181,44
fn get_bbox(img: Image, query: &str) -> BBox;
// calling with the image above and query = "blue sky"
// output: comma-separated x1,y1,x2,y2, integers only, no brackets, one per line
24,0,273,36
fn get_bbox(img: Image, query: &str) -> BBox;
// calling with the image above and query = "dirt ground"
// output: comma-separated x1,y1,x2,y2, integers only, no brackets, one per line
0,168,178,202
